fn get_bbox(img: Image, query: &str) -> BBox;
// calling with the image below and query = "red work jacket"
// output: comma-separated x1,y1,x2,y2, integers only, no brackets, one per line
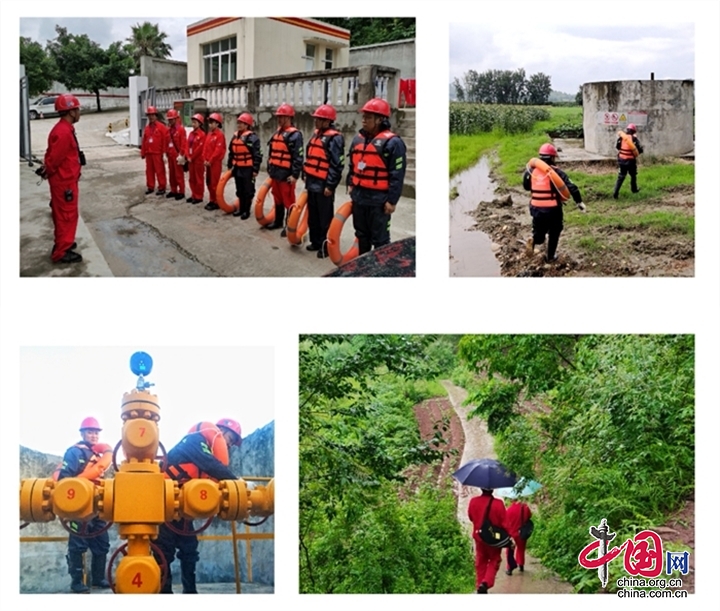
44,119,81,184
203,128,227,165
141,121,168,156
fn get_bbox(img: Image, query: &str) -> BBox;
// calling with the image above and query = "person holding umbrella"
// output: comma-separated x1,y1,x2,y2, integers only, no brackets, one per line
453,458,517,594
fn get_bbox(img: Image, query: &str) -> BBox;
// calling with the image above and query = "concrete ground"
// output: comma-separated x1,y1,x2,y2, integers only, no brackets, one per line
20,108,415,277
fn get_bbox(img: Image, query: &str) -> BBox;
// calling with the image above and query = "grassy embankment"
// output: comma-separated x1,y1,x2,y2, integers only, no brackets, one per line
449,104,694,262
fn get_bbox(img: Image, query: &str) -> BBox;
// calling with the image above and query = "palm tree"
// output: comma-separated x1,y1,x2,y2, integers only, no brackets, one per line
126,22,173,70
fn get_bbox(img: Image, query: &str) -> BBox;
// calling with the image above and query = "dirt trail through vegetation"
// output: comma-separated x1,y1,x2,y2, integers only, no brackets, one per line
438,381,574,594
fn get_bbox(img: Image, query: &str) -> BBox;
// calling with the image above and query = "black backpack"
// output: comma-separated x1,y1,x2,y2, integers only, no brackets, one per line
519,504,534,540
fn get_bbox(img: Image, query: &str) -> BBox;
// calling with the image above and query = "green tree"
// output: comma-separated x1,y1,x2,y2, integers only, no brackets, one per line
526,72,552,105
575,85,584,106
314,18,415,46
456,334,694,592
46,26,135,112
299,335,470,593
20,36,56,97
125,21,173,72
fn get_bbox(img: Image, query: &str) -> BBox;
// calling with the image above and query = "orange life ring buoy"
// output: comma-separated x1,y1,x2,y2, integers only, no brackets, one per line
286,191,309,245
254,178,275,226
52,444,113,482
187,422,229,466
326,200,360,266
216,169,238,214
526,157,570,202
617,131,639,158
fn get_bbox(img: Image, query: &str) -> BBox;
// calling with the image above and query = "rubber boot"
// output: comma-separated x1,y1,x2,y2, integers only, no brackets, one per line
630,175,640,193
180,562,198,594
67,553,90,594
91,554,111,588
613,175,624,199
266,204,285,230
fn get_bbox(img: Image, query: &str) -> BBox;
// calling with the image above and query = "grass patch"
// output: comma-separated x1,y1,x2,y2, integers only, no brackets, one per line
449,132,502,176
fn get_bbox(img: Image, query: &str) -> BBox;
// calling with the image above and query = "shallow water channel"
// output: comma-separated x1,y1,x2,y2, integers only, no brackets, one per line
449,157,501,277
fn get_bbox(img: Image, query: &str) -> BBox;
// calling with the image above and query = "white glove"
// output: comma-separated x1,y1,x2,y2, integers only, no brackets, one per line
577,202,587,212
176,155,186,165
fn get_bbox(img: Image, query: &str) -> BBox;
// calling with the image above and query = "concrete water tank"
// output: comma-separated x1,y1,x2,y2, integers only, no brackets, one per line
582,80,694,156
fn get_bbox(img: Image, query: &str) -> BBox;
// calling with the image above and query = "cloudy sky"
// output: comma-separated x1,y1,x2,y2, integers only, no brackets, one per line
20,17,199,62
20,347,274,457
450,23,694,95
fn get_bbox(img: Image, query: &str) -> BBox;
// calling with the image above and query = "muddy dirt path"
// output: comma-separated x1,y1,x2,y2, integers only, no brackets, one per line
440,380,574,594
458,156,694,277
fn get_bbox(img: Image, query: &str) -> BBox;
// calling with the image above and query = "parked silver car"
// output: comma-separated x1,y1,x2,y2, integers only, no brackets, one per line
28,96,59,120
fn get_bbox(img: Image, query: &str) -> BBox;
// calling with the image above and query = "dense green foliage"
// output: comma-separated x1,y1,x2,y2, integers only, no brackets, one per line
315,18,415,46
449,103,550,135
299,335,473,593
46,26,135,112
20,37,57,96
457,335,694,592
454,68,552,105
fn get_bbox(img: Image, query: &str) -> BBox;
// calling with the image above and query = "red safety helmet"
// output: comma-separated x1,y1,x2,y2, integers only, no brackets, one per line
80,417,102,431
538,143,558,157
237,112,254,127
166,109,179,119
146,106,158,115
312,104,337,121
626,123,637,134
216,418,242,446
54,94,81,112
360,98,391,118
274,103,295,117
208,112,223,124
192,113,205,125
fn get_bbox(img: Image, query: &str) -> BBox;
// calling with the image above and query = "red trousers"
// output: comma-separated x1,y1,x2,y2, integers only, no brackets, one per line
144,154,166,190
189,159,205,200
167,155,185,195
474,540,502,589
271,178,296,209
49,180,79,261
205,161,222,203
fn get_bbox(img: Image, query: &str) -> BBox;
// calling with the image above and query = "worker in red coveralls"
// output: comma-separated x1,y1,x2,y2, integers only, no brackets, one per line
165,109,188,201
140,106,169,196
468,488,507,593
264,104,304,236
202,112,227,211
41,94,85,264
186,114,206,205
504,500,532,575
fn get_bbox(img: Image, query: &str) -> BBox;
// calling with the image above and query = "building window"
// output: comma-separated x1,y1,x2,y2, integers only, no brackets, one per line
304,44,316,71
324,48,333,70
203,37,237,84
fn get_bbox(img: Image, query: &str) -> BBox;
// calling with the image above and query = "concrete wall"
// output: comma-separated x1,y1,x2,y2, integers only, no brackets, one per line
141,56,188,91
187,17,350,85
43,81,128,111
19,421,274,593
350,38,415,79
582,80,694,156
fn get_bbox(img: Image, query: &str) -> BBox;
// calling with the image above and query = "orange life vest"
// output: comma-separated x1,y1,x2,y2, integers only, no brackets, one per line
231,130,254,168
530,168,560,207
165,422,229,484
268,127,298,170
304,128,340,180
618,131,639,160
349,130,396,191
52,442,112,483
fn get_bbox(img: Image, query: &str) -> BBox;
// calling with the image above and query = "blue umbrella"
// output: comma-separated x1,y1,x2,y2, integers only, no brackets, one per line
452,458,518,489
494,478,542,498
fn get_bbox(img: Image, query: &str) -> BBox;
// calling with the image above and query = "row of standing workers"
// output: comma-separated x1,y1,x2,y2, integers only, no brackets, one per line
54,416,244,593
140,98,407,259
